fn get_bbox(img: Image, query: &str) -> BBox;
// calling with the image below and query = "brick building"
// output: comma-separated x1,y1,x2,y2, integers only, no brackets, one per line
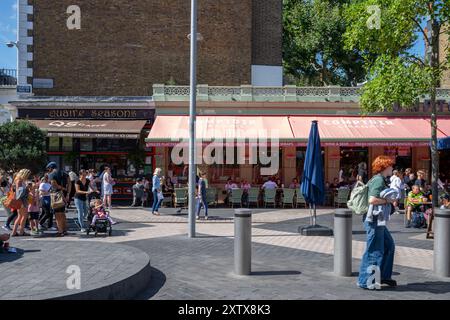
18,0,282,96
439,25,450,87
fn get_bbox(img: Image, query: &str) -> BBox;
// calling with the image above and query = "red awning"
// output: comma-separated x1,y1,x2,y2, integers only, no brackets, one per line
145,115,295,146
29,119,147,139
289,116,442,146
432,118,450,137
146,115,443,147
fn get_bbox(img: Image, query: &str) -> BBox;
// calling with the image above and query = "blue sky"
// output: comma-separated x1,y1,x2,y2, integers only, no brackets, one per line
0,0,17,69
0,0,426,74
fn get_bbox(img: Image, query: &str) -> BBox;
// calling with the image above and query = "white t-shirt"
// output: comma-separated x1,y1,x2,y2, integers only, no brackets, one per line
262,181,278,189
39,182,52,196
390,176,403,190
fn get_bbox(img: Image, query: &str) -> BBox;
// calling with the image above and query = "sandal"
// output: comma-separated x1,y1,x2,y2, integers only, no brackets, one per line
10,233,18,237
55,232,65,237
19,232,30,237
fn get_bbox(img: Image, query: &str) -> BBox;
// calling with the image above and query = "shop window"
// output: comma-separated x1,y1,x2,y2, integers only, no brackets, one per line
48,137,60,152
62,137,73,152
80,138,93,152
339,147,368,182
386,147,412,172
96,139,137,152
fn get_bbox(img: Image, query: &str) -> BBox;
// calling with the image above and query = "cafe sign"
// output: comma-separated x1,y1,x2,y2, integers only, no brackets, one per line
18,108,155,120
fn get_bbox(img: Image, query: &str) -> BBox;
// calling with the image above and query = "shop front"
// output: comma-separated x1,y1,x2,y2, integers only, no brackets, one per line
12,98,155,203
146,115,448,192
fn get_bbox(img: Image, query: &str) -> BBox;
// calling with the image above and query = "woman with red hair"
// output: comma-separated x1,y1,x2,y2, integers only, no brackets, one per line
357,155,397,290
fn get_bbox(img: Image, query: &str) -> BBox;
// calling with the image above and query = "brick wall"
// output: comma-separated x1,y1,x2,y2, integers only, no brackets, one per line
252,0,282,66
439,25,450,87
31,0,253,96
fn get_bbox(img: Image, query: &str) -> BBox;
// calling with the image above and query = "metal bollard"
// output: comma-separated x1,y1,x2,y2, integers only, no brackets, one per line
334,209,353,277
434,208,450,277
234,209,252,275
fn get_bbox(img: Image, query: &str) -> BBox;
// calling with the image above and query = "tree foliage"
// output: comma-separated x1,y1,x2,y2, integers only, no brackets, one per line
343,0,450,113
283,0,367,86
0,120,47,174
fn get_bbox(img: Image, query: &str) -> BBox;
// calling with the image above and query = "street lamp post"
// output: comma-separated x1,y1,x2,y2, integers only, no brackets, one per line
188,0,198,238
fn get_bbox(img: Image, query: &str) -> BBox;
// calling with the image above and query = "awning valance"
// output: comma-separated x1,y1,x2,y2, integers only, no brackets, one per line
145,116,295,146
289,116,443,146
146,115,445,147
29,119,147,139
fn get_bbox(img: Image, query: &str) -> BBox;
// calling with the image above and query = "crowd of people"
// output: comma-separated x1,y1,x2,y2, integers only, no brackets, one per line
0,162,119,239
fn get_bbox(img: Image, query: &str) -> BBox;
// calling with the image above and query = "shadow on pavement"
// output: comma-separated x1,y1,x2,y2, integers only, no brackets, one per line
383,281,450,294
251,270,302,276
0,246,25,263
134,267,167,300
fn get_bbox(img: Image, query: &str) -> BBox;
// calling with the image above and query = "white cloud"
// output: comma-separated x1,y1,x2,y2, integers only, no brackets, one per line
12,3,18,11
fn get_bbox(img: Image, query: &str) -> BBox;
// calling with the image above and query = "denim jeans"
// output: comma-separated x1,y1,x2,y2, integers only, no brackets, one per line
152,190,162,213
39,196,53,228
74,198,88,229
357,218,395,288
196,196,208,217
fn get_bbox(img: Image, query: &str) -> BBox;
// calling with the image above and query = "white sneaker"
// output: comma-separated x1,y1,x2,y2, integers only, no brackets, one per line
80,228,86,233
48,227,58,231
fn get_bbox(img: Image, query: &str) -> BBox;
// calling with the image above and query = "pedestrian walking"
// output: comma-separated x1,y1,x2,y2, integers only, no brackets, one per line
357,156,397,290
11,169,31,237
131,178,145,207
196,172,208,220
38,174,55,231
102,167,113,209
74,169,91,232
151,168,163,215
50,177,68,237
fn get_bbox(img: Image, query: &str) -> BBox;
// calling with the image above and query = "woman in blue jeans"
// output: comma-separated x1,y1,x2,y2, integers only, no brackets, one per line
358,156,397,290
152,168,163,215
74,170,91,232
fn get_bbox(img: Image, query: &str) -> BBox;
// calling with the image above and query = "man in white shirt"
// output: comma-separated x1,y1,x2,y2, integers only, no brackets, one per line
262,178,278,190
390,170,403,213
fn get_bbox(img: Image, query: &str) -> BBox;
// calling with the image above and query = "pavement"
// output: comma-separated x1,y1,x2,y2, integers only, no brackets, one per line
1,205,450,300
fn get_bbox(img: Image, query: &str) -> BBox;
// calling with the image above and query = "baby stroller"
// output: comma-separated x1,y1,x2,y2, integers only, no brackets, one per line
86,198,112,237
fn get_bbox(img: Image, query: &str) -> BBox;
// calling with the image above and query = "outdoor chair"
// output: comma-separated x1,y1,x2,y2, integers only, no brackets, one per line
174,188,188,208
230,188,244,208
282,188,295,208
263,188,276,208
334,188,350,208
206,188,218,207
161,192,173,207
295,191,307,208
247,188,260,208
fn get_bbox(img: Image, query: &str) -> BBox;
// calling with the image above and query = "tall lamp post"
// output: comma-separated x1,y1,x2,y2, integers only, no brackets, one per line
188,0,198,238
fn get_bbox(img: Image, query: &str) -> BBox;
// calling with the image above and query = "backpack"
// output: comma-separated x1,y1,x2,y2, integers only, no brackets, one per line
347,182,369,215
411,211,426,228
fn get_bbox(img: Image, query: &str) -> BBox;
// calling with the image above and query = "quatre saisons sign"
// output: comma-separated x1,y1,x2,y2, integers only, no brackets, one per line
18,108,155,120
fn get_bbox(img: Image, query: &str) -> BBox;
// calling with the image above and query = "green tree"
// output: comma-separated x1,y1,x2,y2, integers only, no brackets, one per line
343,0,450,206
283,0,367,86
0,120,47,174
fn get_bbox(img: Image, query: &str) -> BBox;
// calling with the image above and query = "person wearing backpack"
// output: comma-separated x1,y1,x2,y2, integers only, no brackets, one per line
357,156,397,290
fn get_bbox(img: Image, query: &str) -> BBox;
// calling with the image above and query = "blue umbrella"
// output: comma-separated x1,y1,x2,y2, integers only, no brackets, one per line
301,120,325,226
437,137,450,150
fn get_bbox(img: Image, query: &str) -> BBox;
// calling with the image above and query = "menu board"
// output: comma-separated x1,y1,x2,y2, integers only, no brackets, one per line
96,139,138,152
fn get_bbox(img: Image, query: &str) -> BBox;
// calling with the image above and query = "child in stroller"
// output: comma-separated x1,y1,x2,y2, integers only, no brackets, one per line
87,199,115,236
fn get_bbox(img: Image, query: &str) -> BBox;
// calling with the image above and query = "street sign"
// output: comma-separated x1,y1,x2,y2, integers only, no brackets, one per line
33,78,54,89
16,85,32,94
